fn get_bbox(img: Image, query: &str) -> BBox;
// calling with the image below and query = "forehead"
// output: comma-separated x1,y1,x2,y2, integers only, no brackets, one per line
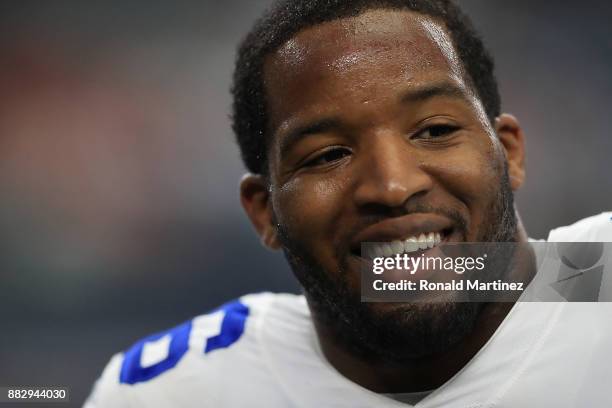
264,9,469,131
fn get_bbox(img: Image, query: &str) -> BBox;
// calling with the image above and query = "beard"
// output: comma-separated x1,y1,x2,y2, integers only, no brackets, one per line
276,168,518,362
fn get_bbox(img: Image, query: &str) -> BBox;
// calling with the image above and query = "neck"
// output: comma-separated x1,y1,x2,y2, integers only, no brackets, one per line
309,221,534,393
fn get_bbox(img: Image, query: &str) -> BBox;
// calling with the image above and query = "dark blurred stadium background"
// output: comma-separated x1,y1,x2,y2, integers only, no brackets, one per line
0,1,610,405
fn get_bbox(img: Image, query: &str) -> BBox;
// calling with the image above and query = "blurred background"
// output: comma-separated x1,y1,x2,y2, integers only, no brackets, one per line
0,0,610,405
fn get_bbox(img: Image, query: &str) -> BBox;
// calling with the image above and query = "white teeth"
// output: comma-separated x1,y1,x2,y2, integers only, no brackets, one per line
417,233,427,250
405,237,419,253
391,240,404,254
364,231,444,258
427,232,435,248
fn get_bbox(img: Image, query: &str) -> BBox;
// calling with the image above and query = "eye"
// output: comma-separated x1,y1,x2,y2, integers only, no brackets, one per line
414,124,460,139
302,147,351,168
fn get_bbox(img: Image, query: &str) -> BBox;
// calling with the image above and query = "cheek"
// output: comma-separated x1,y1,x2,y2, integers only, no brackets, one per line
274,175,348,251
429,139,502,217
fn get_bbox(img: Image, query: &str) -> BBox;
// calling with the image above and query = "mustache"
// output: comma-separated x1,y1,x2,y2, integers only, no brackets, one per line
338,203,468,248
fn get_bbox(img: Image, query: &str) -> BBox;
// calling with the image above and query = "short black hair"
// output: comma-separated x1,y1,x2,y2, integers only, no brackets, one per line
231,0,501,175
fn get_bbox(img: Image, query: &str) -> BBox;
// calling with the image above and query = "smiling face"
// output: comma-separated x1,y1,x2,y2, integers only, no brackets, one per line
241,9,526,359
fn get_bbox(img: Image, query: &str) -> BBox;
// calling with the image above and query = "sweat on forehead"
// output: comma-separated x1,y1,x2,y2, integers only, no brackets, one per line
273,9,460,75
264,10,472,141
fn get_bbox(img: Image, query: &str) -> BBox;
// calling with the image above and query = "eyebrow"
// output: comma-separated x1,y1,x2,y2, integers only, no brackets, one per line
399,81,469,105
277,82,470,158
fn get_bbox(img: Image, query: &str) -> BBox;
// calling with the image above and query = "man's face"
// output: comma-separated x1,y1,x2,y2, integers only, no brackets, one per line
257,9,521,359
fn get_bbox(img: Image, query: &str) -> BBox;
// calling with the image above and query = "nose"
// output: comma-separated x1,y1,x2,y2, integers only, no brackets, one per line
353,132,434,210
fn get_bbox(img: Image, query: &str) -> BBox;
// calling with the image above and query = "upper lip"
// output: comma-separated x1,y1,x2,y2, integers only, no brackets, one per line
349,213,454,253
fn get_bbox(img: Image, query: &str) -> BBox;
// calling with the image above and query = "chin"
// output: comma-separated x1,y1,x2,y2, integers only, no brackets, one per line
346,298,482,361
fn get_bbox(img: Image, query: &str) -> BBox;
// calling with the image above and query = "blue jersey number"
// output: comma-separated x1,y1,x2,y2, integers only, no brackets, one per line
119,300,249,384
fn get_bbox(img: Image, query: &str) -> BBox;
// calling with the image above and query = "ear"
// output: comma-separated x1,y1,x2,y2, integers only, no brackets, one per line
239,174,281,250
495,113,526,191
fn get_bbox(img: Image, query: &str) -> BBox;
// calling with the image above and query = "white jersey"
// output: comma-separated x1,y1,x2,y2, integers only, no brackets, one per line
85,212,612,408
